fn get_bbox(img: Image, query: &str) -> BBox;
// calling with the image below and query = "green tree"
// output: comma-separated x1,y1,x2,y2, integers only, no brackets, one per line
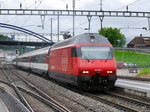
0,35,13,41
99,27,126,47
0,35,28,54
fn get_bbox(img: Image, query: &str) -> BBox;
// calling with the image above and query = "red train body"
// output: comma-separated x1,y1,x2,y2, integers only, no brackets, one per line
48,33,117,90
15,33,117,90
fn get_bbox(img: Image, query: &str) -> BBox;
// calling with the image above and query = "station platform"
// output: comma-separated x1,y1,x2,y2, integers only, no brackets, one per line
0,88,30,112
115,79,150,98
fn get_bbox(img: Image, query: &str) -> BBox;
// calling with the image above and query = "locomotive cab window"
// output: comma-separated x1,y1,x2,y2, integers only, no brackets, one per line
81,46,112,60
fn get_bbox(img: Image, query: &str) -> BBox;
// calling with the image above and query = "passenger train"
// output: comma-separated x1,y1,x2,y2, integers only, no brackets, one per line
14,33,117,90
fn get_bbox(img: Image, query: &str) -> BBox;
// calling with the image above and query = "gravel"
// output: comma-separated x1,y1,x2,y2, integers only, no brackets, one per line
0,68,18,98
17,69,121,112
21,92,53,112
0,68,55,112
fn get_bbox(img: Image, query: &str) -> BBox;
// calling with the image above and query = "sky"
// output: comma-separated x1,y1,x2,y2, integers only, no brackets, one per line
0,0,150,43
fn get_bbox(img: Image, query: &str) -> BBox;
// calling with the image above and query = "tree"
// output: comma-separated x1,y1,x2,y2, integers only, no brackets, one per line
0,35,28,54
99,27,126,47
0,35,13,41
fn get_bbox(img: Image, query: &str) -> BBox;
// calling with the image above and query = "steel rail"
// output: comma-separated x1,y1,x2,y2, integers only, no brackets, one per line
8,66,71,112
0,78,70,112
1,66,34,112
84,93,139,112
17,86,70,112
106,91,150,109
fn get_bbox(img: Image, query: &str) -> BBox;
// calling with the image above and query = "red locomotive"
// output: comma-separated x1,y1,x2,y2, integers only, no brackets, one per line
15,33,117,90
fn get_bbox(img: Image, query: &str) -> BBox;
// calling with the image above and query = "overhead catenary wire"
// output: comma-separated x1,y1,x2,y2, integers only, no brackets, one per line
7,0,44,24
115,0,142,10
27,0,43,9
22,0,45,27
1,0,149,40
64,0,149,34
4,0,46,43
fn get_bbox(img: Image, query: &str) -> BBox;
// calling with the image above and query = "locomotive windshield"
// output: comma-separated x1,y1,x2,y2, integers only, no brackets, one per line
81,46,113,60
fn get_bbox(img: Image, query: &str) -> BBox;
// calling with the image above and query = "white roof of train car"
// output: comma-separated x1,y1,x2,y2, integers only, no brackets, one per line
18,46,51,58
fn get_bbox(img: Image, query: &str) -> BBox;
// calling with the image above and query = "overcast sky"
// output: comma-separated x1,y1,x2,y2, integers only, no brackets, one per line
0,0,150,43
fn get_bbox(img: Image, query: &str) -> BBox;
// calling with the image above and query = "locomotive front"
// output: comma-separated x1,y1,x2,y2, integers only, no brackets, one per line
48,33,117,91
72,34,117,90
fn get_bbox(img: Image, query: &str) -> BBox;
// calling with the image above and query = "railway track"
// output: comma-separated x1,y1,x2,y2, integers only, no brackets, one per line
5,65,110,112
3,65,150,112
84,91,150,112
10,66,99,112
2,66,34,112
48,77,150,112
106,91,150,108
1,65,71,112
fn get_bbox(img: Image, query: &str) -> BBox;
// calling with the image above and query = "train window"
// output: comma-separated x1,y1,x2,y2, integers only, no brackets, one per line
30,54,46,63
41,55,46,63
81,46,112,60
36,55,41,63
30,56,36,62
21,57,27,62
71,47,81,57
71,48,77,57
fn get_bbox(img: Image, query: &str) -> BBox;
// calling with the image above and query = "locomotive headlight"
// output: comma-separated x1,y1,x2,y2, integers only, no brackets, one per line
107,71,113,73
82,71,89,74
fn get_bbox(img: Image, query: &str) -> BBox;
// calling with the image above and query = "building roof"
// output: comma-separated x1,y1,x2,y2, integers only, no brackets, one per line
127,36,150,47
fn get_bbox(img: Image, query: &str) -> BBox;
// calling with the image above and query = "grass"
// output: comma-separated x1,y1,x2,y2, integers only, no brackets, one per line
137,68,150,76
114,50,150,65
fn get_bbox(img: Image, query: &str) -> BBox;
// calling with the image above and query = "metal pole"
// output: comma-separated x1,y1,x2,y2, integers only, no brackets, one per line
148,17,150,30
40,15,45,29
57,12,59,42
99,16,104,30
100,0,103,11
73,0,75,37
87,16,92,31
50,18,53,41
